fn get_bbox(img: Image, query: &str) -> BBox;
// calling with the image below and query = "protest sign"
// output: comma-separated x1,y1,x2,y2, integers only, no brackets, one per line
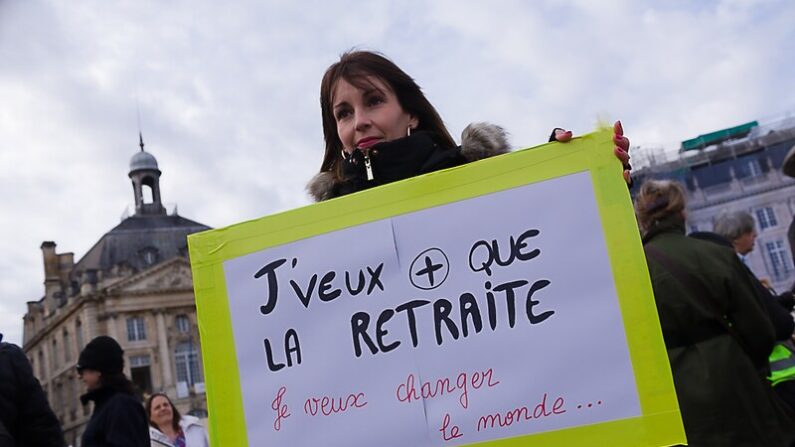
188,128,685,446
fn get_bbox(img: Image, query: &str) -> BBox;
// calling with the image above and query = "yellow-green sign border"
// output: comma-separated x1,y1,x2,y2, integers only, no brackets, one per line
188,128,685,446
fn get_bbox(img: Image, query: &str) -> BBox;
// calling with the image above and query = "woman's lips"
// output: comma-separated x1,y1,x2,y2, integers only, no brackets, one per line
356,137,381,149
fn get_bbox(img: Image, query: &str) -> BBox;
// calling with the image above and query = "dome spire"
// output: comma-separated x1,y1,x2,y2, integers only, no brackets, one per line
129,135,165,216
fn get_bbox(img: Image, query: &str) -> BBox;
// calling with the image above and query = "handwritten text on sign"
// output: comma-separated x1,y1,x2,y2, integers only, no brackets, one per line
223,171,641,446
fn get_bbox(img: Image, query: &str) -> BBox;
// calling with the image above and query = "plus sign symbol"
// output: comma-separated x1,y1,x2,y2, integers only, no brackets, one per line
409,248,450,290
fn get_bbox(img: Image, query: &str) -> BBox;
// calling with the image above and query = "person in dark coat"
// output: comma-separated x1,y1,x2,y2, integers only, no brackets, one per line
709,210,795,335
0,333,65,447
637,180,795,446
77,335,149,447
0,419,12,447
781,145,795,268
700,210,795,412
306,50,632,202
689,229,795,342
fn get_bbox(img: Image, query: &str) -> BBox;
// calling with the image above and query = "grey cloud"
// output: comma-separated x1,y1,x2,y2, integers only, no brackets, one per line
1,0,794,344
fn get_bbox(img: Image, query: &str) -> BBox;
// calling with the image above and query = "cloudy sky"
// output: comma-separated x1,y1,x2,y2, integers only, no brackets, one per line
1,0,794,345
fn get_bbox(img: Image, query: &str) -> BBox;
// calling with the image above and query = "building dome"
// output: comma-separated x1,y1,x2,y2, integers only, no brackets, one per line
129,150,159,173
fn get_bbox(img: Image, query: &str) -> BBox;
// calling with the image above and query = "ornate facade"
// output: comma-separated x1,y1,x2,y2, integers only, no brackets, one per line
22,141,210,445
632,120,795,292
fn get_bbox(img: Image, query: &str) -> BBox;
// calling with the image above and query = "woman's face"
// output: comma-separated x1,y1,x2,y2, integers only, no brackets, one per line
150,395,174,428
78,368,101,391
332,76,417,154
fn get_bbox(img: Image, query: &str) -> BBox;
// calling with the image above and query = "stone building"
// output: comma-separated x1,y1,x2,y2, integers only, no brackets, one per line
632,119,795,292
22,140,211,445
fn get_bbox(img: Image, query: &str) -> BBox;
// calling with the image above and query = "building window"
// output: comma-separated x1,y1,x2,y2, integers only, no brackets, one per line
188,408,208,418
140,247,159,266
747,159,762,177
129,355,149,368
38,350,45,379
175,341,203,386
67,378,77,421
126,317,146,341
130,355,153,395
63,329,71,362
51,339,59,369
765,240,793,281
75,320,83,350
175,315,190,333
54,383,63,420
756,207,778,230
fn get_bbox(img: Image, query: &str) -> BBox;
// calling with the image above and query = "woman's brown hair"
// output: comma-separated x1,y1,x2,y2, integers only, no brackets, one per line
145,392,182,433
319,50,455,178
635,179,687,232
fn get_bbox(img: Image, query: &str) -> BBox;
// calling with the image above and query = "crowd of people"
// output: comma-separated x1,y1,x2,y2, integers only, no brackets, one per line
1,50,794,446
0,334,208,447
638,182,795,446
312,50,795,446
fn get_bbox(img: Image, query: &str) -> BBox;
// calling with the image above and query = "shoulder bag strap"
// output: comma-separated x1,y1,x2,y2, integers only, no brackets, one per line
645,244,755,358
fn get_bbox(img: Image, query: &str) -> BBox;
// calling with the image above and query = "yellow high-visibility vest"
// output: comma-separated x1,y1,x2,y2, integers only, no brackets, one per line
769,343,795,386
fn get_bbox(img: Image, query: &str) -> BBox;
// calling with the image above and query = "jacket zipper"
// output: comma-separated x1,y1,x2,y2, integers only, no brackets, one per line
363,152,374,181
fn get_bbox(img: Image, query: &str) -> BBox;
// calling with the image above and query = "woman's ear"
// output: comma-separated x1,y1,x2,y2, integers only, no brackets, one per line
409,115,419,130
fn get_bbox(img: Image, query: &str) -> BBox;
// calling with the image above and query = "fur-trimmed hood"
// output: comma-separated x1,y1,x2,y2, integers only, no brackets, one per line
306,122,510,202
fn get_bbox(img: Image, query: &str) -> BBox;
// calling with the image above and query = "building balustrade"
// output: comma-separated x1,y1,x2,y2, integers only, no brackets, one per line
739,173,772,189
700,182,734,199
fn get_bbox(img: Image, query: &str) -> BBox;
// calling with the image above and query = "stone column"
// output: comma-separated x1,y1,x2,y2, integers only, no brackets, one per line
107,313,120,341
41,338,52,383
82,299,99,341
156,311,174,389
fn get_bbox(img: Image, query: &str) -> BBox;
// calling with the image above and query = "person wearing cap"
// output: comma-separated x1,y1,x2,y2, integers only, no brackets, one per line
0,333,65,447
77,335,149,447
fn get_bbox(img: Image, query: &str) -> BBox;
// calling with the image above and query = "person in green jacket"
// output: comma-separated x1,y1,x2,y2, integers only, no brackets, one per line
637,179,795,447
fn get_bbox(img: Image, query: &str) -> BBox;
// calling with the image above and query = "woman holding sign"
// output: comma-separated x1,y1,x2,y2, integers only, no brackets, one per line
307,50,631,201
637,179,795,446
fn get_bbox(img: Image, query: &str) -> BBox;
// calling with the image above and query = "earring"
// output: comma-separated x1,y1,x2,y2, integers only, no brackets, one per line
407,126,412,137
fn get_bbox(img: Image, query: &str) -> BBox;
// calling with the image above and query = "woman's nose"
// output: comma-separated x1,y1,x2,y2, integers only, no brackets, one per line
354,110,371,131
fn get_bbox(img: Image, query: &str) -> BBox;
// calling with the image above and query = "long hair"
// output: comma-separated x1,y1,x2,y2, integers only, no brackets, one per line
145,392,182,433
99,372,137,396
319,50,455,179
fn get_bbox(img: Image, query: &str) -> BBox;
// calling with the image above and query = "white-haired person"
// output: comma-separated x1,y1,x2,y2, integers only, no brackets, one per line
709,210,795,412
637,179,795,446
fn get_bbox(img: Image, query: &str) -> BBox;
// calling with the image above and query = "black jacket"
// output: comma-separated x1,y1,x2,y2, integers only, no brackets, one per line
307,122,510,202
689,231,795,341
80,385,149,447
335,131,467,197
0,339,64,447
645,219,795,446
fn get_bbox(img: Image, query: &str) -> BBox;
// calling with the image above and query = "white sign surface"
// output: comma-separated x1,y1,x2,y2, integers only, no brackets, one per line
223,171,640,446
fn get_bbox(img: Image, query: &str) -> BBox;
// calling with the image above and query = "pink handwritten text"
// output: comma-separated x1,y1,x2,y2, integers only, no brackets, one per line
396,368,500,409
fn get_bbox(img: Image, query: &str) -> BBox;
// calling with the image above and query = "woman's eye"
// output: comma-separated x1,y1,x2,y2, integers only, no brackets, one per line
335,109,351,120
368,96,385,106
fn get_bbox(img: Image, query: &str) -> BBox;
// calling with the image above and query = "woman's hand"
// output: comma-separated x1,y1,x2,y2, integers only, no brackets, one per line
613,121,632,186
550,128,573,143
549,121,632,186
